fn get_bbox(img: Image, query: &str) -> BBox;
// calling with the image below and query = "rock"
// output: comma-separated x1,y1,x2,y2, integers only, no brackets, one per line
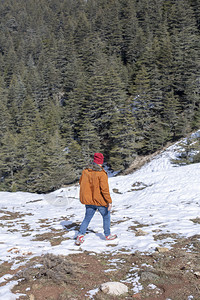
131,181,148,191
194,271,200,278
140,271,160,282
135,229,148,236
100,282,128,296
112,188,122,194
155,247,169,253
29,295,35,300
153,229,161,233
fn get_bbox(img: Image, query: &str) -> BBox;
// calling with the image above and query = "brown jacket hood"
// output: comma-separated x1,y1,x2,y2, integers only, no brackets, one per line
87,162,104,172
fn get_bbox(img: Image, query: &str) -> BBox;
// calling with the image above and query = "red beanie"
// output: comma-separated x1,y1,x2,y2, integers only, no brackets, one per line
93,153,104,165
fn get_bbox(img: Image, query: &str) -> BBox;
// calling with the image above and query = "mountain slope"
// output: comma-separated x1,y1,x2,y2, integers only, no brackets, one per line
0,140,200,299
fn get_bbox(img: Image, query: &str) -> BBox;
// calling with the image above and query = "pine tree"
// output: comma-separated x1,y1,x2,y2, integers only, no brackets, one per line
0,102,11,144
3,39,18,87
35,131,75,192
189,0,200,31
78,119,101,162
74,11,91,52
0,78,11,141
162,90,181,140
67,140,86,178
67,72,90,140
119,0,145,64
0,132,21,191
131,64,151,129
168,0,199,113
102,0,123,57
109,98,137,170
86,55,128,146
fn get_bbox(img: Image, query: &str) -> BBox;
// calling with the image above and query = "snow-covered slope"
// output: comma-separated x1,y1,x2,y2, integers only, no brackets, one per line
0,140,200,298
0,142,200,260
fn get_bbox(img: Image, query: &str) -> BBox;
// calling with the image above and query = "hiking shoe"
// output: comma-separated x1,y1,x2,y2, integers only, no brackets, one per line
105,234,117,241
75,235,85,246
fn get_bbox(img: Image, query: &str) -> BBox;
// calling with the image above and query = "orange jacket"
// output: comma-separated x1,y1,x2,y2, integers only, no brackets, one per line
79,163,112,207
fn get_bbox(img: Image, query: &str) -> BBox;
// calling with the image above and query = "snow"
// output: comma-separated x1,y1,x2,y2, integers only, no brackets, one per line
85,288,99,299
0,140,200,298
0,280,25,300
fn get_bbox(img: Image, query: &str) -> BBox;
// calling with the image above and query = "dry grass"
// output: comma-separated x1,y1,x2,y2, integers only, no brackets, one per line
14,253,85,284
0,210,33,220
31,229,68,246
190,217,200,224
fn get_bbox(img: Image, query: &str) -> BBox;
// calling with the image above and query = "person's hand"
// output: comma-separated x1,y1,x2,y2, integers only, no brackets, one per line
108,203,112,211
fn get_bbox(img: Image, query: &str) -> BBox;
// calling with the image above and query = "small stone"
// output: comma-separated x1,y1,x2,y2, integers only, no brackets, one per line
194,271,200,278
112,188,122,194
100,282,128,296
29,295,35,300
135,229,148,236
155,247,169,253
153,229,161,233
140,271,160,282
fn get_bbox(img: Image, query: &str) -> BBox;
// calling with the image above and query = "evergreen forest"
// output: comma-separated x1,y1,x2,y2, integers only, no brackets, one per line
0,0,200,193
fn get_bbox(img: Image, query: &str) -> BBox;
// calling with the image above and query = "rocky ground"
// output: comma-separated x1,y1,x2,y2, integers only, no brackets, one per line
1,234,200,300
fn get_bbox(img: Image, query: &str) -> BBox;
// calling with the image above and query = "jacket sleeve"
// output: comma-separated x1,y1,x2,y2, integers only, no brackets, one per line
99,172,112,204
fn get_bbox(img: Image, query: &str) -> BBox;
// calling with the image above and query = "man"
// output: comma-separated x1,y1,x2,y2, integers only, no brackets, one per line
75,153,117,246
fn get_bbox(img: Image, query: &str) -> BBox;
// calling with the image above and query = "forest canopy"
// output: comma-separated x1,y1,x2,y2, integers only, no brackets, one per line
0,0,200,193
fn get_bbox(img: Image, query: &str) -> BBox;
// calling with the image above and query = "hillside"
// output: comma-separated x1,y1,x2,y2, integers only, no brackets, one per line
0,139,200,299
1,0,200,193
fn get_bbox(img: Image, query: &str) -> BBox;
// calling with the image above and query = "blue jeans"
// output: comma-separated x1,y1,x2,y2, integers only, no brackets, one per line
79,205,110,236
